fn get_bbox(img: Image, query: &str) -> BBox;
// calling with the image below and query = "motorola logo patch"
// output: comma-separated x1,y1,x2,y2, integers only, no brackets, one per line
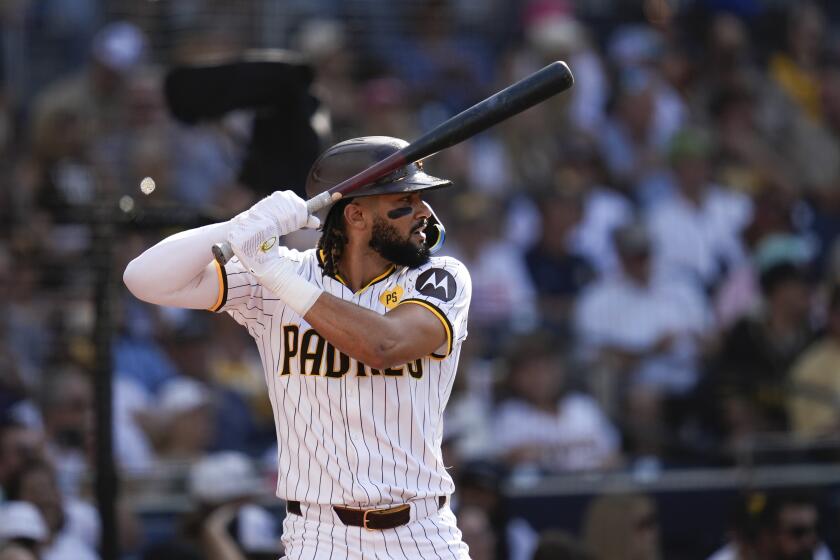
416,268,456,302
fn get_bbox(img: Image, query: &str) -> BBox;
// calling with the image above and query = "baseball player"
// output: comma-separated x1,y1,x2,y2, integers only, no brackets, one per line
124,136,472,559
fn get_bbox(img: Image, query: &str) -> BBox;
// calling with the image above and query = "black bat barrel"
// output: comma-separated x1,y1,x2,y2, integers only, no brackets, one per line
401,61,574,163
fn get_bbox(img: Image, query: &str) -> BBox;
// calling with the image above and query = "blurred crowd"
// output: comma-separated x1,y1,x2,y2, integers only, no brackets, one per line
3,0,840,558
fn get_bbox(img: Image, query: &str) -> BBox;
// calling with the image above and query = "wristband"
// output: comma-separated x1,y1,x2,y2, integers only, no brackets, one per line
255,259,323,317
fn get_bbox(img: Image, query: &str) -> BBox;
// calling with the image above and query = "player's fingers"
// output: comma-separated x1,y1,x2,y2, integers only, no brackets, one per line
304,215,321,229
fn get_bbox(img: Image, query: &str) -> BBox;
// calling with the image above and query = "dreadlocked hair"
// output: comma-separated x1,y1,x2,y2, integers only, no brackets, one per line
316,198,352,278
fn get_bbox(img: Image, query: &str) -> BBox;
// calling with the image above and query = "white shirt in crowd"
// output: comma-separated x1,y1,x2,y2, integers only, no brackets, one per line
42,499,100,560
575,273,712,394
570,186,634,276
646,185,752,289
494,393,620,472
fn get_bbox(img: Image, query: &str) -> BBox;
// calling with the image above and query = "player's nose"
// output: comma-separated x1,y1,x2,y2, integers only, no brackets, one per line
414,198,432,220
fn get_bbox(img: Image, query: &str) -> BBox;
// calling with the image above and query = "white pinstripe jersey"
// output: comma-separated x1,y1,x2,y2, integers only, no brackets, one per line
209,247,471,506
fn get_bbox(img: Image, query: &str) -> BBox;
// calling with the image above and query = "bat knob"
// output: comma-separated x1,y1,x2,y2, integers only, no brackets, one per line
212,242,234,266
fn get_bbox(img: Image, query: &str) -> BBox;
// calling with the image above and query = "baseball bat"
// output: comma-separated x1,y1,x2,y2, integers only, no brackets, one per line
213,60,574,265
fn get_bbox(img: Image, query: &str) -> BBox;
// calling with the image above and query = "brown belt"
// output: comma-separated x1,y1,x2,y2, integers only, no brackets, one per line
287,496,446,530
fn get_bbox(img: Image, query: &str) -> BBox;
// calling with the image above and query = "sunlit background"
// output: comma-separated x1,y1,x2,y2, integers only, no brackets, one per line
2,0,840,559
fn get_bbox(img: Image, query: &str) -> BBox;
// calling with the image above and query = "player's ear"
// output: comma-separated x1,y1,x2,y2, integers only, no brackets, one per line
343,200,367,231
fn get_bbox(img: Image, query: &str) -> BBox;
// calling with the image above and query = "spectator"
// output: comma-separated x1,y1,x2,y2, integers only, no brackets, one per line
112,375,155,474
574,222,712,459
207,317,275,448
160,312,262,455
532,530,592,560
646,127,753,295
441,336,496,465
582,493,661,560
689,12,759,115
563,138,634,277
493,332,620,474
710,87,794,195
525,187,595,335
30,21,147,156
150,377,216,461
0,420,42,500
184,452,279,558
454,461,508,560
358,77,417,141
522,4,608,134
2,254,51,380
802,61,840,274
294,19,360,141
713,262,814,440
28,21,148,227
0,501,48,559
37,367,93,498
598,67,669,202
457,504,497,560
753,491,830,560
388,0,492,115
142,452,279,560
446,193,538,348
708,490,763,560
768,2,827,120
707,490,834,560
713,189,812,329
788,284,840,438
4,460,99,560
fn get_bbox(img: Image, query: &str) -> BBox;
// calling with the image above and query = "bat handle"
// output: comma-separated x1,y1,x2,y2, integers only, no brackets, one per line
306,190,341,214
212,191,342,266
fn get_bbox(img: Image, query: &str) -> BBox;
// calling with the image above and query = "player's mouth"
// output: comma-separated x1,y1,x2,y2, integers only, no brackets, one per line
411,220,427,241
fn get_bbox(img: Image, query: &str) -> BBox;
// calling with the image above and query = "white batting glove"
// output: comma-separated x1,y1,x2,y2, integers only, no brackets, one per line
228,213,323,316
228,213,279,276
232,190,320,238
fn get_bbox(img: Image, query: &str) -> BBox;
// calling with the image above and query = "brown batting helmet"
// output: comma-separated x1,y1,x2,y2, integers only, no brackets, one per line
305,136,452,201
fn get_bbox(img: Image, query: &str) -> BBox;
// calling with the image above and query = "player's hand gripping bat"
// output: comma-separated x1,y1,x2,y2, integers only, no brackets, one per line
213,60,574,265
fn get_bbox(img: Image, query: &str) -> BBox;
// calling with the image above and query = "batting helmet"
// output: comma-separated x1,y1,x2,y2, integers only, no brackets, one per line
305,136,452,200
306,136,450,253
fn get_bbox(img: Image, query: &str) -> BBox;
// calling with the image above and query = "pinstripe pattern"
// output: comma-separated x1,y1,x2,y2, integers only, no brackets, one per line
216,247,471,558
282,501,469,559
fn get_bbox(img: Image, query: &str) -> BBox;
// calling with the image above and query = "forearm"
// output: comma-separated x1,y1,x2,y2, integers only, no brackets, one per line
253,262,446,367
123,221,231,309
304,293,402,369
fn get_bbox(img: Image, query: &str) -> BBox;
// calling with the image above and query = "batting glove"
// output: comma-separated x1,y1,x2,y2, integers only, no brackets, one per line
228,213,322,316
232,190,320,238
228,213,281,275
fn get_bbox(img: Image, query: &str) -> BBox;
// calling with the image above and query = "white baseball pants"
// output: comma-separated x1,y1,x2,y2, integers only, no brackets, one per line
280,496,471,559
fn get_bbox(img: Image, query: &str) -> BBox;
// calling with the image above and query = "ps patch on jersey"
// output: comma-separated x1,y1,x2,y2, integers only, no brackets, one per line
416,268,456,302
380,285,404,309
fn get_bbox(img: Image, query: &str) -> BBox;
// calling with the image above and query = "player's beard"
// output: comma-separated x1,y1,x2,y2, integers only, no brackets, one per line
369,216,430,268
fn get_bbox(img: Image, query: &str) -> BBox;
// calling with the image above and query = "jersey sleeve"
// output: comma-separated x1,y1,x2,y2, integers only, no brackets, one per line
398,256,472,359
207,256,265,326
208,247,306,329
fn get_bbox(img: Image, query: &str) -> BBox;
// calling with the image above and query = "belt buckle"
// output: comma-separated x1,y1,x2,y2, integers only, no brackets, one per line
362,504,409,531
362,508,375,531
